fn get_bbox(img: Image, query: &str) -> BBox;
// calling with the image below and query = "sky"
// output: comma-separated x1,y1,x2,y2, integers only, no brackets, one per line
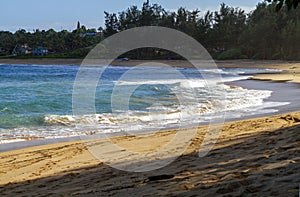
1,0,262,32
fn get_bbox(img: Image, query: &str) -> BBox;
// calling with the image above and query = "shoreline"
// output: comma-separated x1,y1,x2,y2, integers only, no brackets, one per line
0,60,299,148
2,80,300,149
0,111,299,195
0,58,84,65
0,58,299,66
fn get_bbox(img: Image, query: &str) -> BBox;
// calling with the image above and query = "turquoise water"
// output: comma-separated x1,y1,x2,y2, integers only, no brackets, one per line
0,64,288,142
0,64,184,130
0,65,76,128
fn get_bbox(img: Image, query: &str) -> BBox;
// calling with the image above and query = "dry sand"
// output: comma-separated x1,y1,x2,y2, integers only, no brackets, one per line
0,112,299,196
250,62,300,83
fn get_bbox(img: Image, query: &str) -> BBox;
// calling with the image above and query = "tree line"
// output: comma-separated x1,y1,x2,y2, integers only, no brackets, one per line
0,25,102,58
103,1,300,60
0,1,299,60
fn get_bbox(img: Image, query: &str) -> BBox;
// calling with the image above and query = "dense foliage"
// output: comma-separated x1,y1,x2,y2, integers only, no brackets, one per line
0,1,299,60
267,0,299,11
0,27,102,58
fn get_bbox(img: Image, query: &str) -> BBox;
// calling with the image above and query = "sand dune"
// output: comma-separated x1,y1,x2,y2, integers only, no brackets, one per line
0,112,299,196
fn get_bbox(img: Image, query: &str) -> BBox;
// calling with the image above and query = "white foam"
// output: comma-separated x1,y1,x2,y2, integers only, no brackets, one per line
116,74,250,88
40,83,284,136
0,138,27,144
116,79,182,86
0,67,289,143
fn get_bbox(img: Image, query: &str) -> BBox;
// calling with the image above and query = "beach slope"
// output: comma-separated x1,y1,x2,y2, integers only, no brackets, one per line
0,112,299,196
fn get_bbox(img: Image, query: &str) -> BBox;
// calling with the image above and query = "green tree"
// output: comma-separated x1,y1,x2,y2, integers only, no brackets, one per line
104,12,119,37
210,4,246,56
0,31,16,54
267,0,299,11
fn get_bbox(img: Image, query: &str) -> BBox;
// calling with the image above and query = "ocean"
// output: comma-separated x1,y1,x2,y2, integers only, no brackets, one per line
0,64,292,145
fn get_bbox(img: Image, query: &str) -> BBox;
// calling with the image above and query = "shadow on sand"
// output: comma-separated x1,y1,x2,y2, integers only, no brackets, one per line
0,124,299,196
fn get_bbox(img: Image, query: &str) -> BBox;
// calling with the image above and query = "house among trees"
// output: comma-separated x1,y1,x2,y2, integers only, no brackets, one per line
33,46,48,56
77,21,100,37
12,44,31,56
12,44,48,56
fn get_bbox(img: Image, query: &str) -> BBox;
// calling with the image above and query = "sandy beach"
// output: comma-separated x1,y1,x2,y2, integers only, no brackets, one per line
250,62,300,83
0,60,299,196
0,112,299,196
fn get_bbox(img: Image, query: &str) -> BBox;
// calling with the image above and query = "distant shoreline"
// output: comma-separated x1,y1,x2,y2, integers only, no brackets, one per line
1,58,299,83
0,58,84,65
0,58,299,67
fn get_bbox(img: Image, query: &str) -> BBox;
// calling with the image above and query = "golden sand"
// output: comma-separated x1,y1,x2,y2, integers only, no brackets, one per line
0,112,299,196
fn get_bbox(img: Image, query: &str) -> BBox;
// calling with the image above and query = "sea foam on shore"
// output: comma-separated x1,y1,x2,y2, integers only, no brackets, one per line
0,64,289,144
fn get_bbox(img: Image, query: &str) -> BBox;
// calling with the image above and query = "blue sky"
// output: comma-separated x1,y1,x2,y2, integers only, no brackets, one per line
1,0,261,32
